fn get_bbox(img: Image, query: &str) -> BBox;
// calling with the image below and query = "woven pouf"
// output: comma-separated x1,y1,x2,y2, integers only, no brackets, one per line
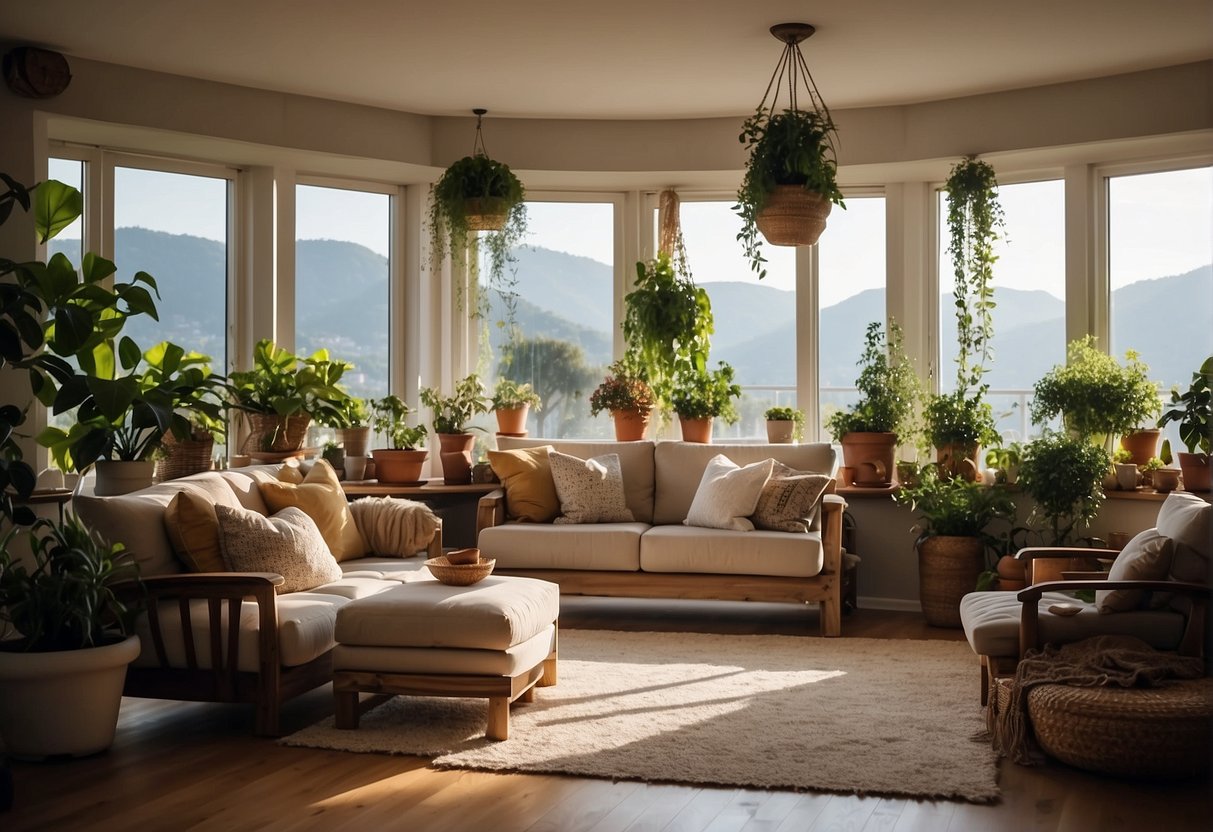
1027,677,1213,779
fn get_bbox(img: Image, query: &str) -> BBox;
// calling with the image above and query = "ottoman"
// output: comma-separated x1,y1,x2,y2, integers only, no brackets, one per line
332,576,560,740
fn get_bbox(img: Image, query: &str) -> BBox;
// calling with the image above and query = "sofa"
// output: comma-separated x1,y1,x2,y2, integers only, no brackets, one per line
72,464,442,735
476,439,846,636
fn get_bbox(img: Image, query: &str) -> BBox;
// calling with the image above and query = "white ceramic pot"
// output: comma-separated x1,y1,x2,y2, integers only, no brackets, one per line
93,460,156,496
0,634,140,759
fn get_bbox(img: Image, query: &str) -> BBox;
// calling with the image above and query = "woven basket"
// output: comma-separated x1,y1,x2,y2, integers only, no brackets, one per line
156,435,214,481
917,536,984,628
464,197,508,231
425,556,496,586
755,185,833,247
1027,678,1213,779
242,413,311,453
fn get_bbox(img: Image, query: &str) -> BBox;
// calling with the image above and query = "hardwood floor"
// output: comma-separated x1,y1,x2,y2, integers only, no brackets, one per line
4,600,1210,831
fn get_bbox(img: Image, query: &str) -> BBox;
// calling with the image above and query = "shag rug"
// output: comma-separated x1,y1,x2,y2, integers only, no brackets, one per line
281,629,998,803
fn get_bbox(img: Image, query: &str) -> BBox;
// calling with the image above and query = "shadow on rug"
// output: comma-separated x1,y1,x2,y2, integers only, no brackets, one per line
281,629,998,803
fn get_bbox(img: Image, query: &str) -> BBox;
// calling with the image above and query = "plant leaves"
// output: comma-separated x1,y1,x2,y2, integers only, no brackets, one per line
33,179,83,244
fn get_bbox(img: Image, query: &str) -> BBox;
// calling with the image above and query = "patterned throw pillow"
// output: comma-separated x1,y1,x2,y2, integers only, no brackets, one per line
1096,529,1174,613
486,445,559,523
684,454,774,532
751,461,832,533
548,450,634,525
215,504,342,593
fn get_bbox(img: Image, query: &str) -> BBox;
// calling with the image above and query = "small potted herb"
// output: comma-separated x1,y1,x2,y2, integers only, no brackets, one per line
764,406,805,444
420,374,490,484
670,362,743,444
369,395,428,484
490,378,542,436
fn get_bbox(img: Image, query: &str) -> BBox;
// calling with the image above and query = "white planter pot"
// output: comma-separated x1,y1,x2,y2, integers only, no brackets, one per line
93,460,156,496
0,634,140,759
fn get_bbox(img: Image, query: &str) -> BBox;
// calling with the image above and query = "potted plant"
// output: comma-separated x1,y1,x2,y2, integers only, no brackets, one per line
736,108,845,278
588,360,656,441
157,410,226,481
984,442,1023,485
893,464,1015,627
369,395,429,484
670,362,742,444
764,406,804,444
925,391,998,481
490,378,541,436
323,397,372,458
420,373,490,484
825,320,922,486
1157,355,1212,492
1018,430,1111,546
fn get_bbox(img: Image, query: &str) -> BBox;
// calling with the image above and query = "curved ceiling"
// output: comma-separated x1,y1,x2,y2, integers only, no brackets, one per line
3,0,1210,119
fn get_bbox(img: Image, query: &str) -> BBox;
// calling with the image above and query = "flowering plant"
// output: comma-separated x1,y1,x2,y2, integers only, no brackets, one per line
589,361,655,416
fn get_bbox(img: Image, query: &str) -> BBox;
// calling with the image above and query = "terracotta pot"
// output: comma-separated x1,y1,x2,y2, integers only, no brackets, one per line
93,460,156,496
494,405,529,435
437,433,476,484
755,185,833,246
917,536,985,628
679,417,713,444
1119,429,1160,466
996,554,1027,586
1177,452,1211,492
765,420,796,444
339,426,371,458
935,442,980,481
839,432,896,487
371,448,428,484
611,409,650,442
1152,467,1182,493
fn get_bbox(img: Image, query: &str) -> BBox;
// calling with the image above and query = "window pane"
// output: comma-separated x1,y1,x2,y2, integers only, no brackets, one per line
488,201,614,438
295,184,391,403
47,157,84,265
819,196,886,440
1109,166,1213,452
938,179,1064,442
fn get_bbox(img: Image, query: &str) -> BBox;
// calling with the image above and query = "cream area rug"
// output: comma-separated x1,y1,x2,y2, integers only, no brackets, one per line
282,630,998,803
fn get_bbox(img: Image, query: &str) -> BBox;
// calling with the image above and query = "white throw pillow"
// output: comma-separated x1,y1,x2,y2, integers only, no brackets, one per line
684,454,774,532
1155,492,1211,585
215,504,342,593
1096,528,1174,613
548,450,634,525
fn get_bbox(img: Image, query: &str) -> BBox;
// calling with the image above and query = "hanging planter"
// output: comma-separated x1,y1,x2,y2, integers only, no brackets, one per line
754,185,832,247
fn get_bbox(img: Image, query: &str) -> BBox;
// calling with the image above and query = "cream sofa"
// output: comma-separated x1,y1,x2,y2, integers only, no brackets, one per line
476,439,846,636
73,465,441,735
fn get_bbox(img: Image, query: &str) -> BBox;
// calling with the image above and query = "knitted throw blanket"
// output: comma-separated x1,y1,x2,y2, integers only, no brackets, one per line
991,634,1205,765
349,497,440,557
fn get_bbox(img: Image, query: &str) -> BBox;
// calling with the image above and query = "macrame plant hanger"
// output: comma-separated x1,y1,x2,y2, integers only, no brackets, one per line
656,188,693,280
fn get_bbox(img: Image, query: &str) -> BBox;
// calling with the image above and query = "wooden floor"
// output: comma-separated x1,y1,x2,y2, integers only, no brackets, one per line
4,599,1210,831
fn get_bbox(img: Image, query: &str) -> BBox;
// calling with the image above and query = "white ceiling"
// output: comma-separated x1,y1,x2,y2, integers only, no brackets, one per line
3,0,1211,119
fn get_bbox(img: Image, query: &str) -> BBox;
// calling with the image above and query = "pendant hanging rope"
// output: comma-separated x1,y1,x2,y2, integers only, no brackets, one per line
472,107,489,157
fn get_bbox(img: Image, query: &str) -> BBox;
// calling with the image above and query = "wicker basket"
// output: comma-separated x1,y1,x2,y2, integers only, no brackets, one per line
156,434,214,481
1027,678,1213,779
755,185,833,247
242,413,311,453
917,536,984,628
464,197,508,231
424,555,496,586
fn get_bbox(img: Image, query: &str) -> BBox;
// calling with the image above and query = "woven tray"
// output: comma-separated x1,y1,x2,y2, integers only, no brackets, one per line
425,556,496,586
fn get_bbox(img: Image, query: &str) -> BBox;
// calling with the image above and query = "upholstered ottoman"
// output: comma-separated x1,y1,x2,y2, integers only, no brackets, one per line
331,576,560,740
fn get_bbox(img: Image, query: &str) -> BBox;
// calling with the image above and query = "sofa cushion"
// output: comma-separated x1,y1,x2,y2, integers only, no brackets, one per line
496,438,656,523
339,556,434,583
218,466,277,513
653,442,836,526
1096,529,1173,613
216,505,343,593
640,525,824,578
751,462,832,533
684,454,773,531
259,460,368,561
334,624,556,677
479,522,647,571
1156,491,1211,584
487,445,560,523
164,491,228,573
549,450,634,524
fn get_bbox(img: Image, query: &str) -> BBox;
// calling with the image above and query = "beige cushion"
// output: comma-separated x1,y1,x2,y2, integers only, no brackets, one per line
751,462,832,533
334,577,560,651
549,450,634,524
218,466,277,513
640,525,825,578
164,491,227,573
487,445,560,523
684,454,773,531
338,556,434,583
1096,529,1174,613
495,437,656,523
216,505,343,593
653,442,836,525
259,460,368,561
333,624,556,677
479,522,646,571
305,576,403,600
1156,491,1211,584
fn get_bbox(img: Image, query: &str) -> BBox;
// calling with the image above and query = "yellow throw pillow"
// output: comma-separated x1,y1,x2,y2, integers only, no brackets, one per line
487,445,559,523
164,491,227,573
259,459,368,561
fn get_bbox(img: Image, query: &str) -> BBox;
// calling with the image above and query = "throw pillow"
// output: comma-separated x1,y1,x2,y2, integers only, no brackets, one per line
164,491,227,573
1155,492,1211,585
684,454,774,532
751,461,832,534
259,459,368,561
1096,529,1174,613
348,497,441,556
486,445,559,523
215,505,342,593
548,450,634,525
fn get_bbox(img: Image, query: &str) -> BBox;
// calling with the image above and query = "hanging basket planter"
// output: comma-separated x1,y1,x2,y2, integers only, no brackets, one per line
755,185,833,247
463,197,509,231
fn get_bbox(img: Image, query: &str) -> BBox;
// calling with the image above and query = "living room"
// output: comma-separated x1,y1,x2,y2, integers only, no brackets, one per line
1,1,1211,829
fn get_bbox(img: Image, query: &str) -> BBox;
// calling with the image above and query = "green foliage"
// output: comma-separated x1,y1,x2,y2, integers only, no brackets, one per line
228,339,354,429
327,396,369,430
1018,430,1110,545
735,109,845,278
490,378,542,411
670,362,742,423
924,390,998,448
893,463,1015,538
497,337,597,436
1141,457,1164,473
984,442,1023,484
1030,336,1162,442
0,516,140,652
825,320,922,442
369,395,427,450
1157,355,1212,454
764,406,805,441
589,360,655,416
420,373,490,434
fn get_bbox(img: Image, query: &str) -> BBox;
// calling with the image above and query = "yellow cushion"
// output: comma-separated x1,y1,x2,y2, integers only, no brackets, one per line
487,445,559,523
164,491,227,573
259,460,368,561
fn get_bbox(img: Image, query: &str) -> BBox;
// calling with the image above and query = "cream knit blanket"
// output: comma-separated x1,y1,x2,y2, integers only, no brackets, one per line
349,497,440,557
